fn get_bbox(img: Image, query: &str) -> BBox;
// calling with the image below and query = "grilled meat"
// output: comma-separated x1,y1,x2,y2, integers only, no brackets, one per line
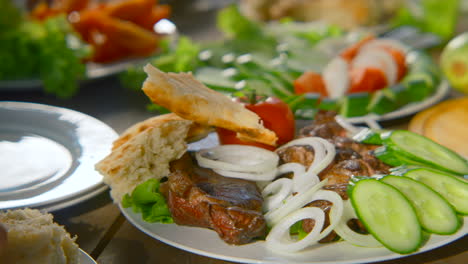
278,111,390,241
163,152,266,245
279,111,391,195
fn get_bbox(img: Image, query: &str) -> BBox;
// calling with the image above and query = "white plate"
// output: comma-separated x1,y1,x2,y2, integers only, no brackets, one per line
122,206,466,264
120,133,467,264
346,80,450,124
80,248,97,264
0,101,118,211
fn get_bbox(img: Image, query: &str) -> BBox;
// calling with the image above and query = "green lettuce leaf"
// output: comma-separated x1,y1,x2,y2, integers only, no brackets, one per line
122,179,173,224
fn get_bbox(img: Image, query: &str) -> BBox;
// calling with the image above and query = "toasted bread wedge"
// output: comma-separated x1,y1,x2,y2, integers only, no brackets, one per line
142,64,278,146
95,113,211,202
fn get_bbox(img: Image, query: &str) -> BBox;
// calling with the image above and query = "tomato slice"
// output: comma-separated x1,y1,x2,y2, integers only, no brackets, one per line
216,96,295,150
216,127,276,151
294,71,328,97
349,67,388,93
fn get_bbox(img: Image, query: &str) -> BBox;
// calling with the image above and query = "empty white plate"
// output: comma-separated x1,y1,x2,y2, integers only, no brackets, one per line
0,101,117,211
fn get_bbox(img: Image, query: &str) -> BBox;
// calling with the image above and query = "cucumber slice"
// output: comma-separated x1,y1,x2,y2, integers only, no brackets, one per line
367,89,399,115
373,145,420,167
353,128,387,145
403,168,468,215
382,130,468,175
317,98,340,111
339,92,371,117
349,179,422,254
381,175,461,235
402,79,434,102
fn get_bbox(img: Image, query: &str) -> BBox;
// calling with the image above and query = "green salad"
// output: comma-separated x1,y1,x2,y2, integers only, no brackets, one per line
0,0,91,98
121,5,442,120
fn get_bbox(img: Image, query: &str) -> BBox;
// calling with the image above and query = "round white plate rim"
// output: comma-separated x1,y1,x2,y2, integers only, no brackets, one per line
80,248,97,264
346,80,450,124
120,201,467,264
39,184,109,212
0,101,117,210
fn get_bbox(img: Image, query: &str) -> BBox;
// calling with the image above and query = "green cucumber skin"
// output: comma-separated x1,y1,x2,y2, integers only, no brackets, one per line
404,168,468,215
382,130,468,175
350,179,422,254
381,175,461,235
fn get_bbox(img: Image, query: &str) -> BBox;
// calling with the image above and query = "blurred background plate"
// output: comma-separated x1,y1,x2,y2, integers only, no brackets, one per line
0,101,117,211
346,80,451,124
0,56,150,91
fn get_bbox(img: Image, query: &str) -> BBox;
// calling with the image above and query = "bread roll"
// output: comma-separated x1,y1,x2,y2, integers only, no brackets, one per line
0,208,79,264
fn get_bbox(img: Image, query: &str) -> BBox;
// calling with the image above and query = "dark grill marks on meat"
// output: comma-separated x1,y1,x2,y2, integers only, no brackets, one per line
163,152,266,245
299,110,347,140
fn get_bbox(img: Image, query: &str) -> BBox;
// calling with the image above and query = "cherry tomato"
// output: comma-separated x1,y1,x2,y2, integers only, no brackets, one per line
293,71,328,97
216,96,295,150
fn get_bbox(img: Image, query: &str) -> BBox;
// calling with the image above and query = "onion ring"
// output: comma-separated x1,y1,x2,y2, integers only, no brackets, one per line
196,144,279,173
265,207,325,253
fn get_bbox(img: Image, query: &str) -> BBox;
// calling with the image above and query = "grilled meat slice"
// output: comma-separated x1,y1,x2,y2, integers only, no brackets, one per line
299,110,347,140
163,152,266,245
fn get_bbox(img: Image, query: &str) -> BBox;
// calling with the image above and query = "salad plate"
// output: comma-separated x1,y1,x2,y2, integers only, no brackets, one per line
346,80,450,124
119,133,467,264
0,101,118,211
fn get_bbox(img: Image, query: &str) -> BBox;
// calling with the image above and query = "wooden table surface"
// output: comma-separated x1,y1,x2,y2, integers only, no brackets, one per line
1,1,467,263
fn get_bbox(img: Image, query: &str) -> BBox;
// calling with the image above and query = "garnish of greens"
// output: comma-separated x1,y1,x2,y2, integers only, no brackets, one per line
0,0,91,98
122,178,173,223
391,0,460,42
120,4,442,119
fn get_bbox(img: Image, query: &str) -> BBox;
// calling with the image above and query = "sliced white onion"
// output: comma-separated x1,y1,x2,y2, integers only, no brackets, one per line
265,179,328,226
292,170,320,194
352,48,398,85
310,190,344,240
276,162,319,193
277,162,306,176
262,178,294,212
213,168,277,181
363,114,382,130
277,137,336,175
311,138,336,174
265,207,325,253
323,57,350,99
334,115,361,135
334,200,382,247
196,145,279,173
360,38,408,54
